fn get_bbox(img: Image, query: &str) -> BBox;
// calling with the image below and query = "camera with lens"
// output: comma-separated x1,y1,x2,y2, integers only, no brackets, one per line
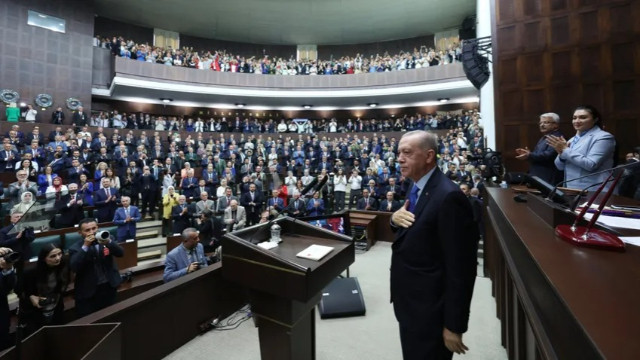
95,230,110,243
1,251,21,264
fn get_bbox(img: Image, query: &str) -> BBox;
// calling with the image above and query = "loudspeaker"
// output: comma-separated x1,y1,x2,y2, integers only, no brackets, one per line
462,42,490,90
318,277,366,319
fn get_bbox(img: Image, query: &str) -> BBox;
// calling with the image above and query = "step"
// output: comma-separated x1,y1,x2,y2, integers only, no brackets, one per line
138,237,167,249
138,250,162,261
137,229,160,240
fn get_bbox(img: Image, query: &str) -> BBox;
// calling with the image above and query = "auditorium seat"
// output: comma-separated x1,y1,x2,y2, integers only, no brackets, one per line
64,232,83,250
30,234,62,256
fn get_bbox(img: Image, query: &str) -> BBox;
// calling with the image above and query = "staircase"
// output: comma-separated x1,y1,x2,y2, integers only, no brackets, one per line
136,220,165,262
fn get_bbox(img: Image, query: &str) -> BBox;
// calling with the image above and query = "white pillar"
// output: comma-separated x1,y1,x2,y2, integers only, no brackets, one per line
476,0,496,150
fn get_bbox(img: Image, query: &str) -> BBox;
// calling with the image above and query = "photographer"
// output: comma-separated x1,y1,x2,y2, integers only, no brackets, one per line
0,248,16,350
18,244,69,337
163,228,208,283
69,218,124,317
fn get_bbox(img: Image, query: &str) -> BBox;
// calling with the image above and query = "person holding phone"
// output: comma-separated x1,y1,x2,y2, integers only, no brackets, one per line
69,218,124,317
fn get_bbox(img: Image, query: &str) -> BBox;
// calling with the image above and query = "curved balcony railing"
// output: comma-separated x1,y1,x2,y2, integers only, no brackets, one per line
92,48,467,91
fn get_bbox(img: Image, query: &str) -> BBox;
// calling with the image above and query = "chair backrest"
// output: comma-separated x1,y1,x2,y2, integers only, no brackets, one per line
30,234,62,257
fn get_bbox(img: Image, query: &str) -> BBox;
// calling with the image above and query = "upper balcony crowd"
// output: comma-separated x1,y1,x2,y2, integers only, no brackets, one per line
94,35,462,75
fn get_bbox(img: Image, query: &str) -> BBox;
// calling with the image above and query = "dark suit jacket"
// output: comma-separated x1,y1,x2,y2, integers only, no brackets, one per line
93,187,119,223
285,198,306,217
378,199,401,212
240,191,264,215
390,169,478,337
69,239,123,300
54,194,84,228
171,204,193,234
356,197,378,211
529,130,564,185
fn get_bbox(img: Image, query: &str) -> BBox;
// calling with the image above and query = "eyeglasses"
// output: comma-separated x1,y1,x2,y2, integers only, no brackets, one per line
538,121,555,125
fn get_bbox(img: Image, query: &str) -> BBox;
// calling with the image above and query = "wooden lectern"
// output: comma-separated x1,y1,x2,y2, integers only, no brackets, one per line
222,217,354,360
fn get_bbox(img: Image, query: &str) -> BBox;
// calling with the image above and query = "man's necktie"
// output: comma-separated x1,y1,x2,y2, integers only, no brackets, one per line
408,185,420,213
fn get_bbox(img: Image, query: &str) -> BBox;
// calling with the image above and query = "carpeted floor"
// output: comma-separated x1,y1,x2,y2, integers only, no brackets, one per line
165,241,507,360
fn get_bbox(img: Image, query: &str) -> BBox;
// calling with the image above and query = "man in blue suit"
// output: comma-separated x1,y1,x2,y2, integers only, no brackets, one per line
266,189,284,213
180,170,198,198
113,196,141,242
163,228,208,282
390,131,478,359
94,178,119,223
306,192,324,216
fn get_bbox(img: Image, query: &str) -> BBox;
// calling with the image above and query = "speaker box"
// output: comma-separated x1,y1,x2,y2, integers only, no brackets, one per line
462,42,490,90
318,277,366,319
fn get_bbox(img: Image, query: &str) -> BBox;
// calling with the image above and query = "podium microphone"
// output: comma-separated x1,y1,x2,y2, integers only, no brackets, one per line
546,161,640,202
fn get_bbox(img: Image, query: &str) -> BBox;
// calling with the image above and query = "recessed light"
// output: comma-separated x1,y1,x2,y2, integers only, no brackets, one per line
438,98,450,103
302,105,312,109
160,98,172,103
368,103,378,107
235,103,245,108
19,102,27,107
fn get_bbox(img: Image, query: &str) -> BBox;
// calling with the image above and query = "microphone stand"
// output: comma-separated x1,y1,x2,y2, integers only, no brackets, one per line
555,169,626,251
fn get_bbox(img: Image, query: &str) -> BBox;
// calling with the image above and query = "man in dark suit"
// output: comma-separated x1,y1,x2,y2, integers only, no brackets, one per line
171,195,193,234
94,178,119,223
72,106,88,127
47,126,64,143
390,131,477,359
285,193,306,218
0,247,16,350
356,188,378,211
69,218,124,317
0,143,18,173
378,191,401,212
137,166,158,219
515,112,564,185
54,183,85,228
113,196,141,242
240,183,264,226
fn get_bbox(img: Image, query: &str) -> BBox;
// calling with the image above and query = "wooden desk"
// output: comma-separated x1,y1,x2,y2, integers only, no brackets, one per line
70,263,246,360
115,240,138,270
349,210,394,249
485,188,640,360
166,234,182,252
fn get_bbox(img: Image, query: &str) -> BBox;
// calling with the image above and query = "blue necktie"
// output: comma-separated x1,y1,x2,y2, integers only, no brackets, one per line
408,185,420,213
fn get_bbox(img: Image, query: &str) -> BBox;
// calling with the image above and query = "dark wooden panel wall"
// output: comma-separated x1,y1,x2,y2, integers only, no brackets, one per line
0,0,95,120
492,0,640,171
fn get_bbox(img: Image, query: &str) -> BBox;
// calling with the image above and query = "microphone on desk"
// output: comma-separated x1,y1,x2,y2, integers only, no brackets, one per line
552,162,640,251
545,161,640,203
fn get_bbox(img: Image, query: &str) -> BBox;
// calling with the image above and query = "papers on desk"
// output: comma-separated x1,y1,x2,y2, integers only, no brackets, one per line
257,241,278,250
620,237,640,247
296,245,334,261
583,213,640,230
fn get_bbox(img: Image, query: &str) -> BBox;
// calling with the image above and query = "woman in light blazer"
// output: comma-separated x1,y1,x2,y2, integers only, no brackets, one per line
548,105,615,190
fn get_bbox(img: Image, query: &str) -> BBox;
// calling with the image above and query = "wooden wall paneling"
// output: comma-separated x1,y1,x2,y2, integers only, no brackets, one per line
498,57,520,87
578,9,600,44
523,89,546,116
549,84,580,119
549,15,571,48
497,25,520,54
550,49,575,83
497,0,517,23
578,45,603,81
613,118,640,153
523,21,545,52
550,0,569,12
581,83,606,111
609,2,633,35
501,90,524,118
523,0,542,18
523,54,546,85
612,80,636,111
610,42,636,77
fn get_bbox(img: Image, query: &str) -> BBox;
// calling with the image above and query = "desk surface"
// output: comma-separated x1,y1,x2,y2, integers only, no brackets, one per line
488,188,640,359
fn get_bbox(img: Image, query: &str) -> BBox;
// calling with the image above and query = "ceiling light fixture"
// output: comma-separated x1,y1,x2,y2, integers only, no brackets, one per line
302,105,312,109
438,98,450,103
235,103,245,108
368,103,378,107
160,98,172,103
